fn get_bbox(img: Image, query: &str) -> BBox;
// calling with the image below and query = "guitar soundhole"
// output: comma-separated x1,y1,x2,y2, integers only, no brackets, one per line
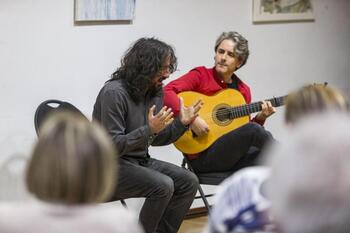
213,104,232,126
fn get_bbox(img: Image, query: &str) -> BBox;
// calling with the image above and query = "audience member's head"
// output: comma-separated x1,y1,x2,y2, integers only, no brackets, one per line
26,112,117,205
267,112,350,233
208,167,275,233
285,83,349,124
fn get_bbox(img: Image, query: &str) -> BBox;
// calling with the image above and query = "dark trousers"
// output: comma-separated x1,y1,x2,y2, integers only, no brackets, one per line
190,122,273,173
111,157,198,233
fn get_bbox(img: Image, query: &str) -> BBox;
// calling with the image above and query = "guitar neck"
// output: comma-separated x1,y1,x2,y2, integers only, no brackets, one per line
229,95,286,119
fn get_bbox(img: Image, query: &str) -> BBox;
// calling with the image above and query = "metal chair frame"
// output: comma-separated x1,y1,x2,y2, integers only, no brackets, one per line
181,156,233,213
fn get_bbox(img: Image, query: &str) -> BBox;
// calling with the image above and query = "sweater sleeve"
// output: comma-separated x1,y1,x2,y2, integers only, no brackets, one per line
151,117,188,146
99,90,151,156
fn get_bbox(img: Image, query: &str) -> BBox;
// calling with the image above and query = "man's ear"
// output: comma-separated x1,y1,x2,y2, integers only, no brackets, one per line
236,60,243,69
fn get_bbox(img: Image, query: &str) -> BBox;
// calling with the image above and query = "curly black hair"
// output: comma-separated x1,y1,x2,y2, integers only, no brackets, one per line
110,37,177,103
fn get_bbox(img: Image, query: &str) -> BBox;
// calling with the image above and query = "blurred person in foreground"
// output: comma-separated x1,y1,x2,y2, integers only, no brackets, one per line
206,83,349,233
0,112,143,233
267,111,350,233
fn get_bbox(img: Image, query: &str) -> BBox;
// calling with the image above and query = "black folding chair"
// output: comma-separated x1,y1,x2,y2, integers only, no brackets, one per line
181,147,260,213
181,156,232,213
34,99,128,208
34,99,86,134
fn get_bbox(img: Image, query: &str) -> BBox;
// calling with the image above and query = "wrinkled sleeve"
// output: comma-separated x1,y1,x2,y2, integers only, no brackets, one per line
151,117,188,146
99,90,151,156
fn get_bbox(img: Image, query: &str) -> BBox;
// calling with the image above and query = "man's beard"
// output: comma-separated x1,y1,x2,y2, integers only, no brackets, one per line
148,83,163,97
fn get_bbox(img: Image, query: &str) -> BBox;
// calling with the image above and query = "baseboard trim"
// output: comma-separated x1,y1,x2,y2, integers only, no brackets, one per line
185,207,209,219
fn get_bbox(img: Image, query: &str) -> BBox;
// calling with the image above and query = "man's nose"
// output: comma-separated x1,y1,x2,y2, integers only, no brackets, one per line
221,53,227,60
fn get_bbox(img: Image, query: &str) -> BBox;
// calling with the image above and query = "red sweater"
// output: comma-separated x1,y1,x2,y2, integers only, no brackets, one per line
164,66,264,125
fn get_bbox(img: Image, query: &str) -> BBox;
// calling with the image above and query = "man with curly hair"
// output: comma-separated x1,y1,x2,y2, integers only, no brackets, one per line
93,37,202,233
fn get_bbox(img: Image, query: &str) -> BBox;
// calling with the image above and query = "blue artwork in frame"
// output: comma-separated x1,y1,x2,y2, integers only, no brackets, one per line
75,0,136,21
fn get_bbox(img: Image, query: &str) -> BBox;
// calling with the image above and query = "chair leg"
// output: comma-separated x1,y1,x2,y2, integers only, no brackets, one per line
197,184,211,213
182,156,212,213
120,199,127,208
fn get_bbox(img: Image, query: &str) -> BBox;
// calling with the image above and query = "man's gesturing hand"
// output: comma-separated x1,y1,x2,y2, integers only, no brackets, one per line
148,105,174,134
179,97,203,126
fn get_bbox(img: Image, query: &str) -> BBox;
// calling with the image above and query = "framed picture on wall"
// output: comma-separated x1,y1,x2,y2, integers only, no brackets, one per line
252,0,314,23
75,0,136,22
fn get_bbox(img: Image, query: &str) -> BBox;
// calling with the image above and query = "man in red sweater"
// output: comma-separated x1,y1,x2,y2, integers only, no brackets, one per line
164,31,276,173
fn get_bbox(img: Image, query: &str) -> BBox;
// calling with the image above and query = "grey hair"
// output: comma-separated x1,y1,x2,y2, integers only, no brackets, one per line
214,31,249,69
266,112,350,233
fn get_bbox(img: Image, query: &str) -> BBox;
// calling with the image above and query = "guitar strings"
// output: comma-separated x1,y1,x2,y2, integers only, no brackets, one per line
194,108,247,118
196,104,260,119
195,97,284,119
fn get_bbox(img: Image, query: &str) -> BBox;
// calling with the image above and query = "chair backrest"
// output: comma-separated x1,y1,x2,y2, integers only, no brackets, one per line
34,99,86,135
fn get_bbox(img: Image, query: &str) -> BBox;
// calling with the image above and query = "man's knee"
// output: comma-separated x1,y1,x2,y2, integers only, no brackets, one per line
246,122,269,136
180,169,199,194
246,123,273,147
152,175,175,198
188,170,199,185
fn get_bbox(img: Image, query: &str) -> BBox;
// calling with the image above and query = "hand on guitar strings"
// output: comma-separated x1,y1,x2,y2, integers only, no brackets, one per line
178,97,203,126
148,105,174,134
256,100,276,121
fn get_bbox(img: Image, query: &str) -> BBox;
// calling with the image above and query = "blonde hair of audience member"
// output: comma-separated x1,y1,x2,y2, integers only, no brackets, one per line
26,112,117,204
285,83,349,124
267,112,350,233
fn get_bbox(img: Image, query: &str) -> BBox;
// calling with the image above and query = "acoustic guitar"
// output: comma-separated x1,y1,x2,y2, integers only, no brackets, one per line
174,89,286,154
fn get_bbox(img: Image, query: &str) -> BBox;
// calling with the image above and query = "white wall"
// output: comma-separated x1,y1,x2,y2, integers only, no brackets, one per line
1,0,350,207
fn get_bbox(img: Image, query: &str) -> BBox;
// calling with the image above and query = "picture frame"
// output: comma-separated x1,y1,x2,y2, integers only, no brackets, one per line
252,0,314,23
75,0,136,22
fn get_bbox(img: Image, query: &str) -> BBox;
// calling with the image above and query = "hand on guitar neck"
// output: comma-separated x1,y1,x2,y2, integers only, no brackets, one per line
254,100,276,122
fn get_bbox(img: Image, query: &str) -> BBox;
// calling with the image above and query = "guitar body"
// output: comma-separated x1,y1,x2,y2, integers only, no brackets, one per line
174,89,250,154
